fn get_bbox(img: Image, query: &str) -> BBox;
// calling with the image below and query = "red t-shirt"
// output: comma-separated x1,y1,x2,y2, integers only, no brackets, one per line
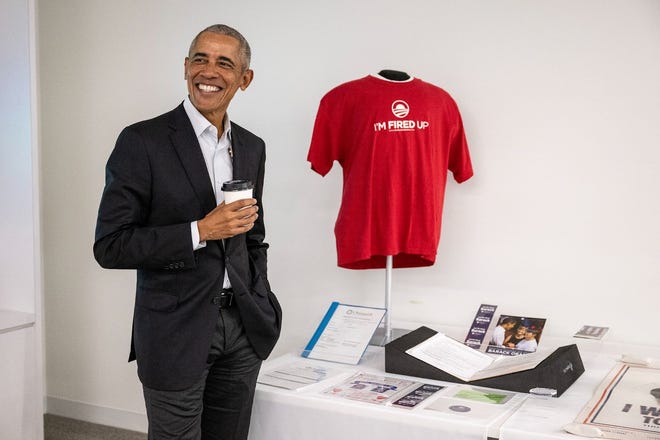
308,75,473,269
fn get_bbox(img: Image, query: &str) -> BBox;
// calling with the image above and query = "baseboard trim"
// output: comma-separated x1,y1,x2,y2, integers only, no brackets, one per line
46,396,147,433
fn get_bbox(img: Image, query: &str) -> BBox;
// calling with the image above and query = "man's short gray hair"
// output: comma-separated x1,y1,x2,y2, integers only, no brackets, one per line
188,24,252,70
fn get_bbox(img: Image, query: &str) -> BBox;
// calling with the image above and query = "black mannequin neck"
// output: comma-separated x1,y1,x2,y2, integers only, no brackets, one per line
378,69,411,81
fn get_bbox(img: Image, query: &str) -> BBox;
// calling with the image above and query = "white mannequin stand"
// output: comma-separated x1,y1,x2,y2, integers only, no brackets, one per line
369,255,411,346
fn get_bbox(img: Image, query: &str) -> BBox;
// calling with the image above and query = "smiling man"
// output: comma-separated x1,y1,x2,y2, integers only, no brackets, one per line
94,24,281,440
184,27,253,136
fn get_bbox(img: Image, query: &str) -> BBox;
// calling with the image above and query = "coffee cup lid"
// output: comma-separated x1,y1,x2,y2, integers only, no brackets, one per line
221,179,254,191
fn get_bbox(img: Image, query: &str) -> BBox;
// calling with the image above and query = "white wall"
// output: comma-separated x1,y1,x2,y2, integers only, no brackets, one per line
1,0,36,313
1,0,44,438
39,0,660,430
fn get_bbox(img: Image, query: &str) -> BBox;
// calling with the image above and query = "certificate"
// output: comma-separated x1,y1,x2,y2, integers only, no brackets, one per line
302,302,386,364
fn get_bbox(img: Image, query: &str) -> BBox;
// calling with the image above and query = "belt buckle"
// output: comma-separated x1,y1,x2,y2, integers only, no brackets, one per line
213,289,234,308
222,291,233,308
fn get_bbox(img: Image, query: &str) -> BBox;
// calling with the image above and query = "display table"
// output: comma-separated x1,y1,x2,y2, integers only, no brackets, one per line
249,330,660,440
249,346,528,440
499,338,660,440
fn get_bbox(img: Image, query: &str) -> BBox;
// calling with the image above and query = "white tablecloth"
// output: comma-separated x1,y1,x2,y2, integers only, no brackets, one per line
499,339,660,440
249,346,526,440
250,331,660,440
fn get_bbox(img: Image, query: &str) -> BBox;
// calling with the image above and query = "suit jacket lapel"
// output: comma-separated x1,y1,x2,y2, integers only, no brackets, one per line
225,124,252,256
230,123,247,181
168,104,217,214
230,123,259,182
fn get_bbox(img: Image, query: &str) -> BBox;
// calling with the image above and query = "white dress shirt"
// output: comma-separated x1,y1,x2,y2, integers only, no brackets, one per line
183,97,233,288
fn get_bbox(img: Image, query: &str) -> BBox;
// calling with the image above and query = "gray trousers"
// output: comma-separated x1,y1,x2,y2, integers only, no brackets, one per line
142,306,262,440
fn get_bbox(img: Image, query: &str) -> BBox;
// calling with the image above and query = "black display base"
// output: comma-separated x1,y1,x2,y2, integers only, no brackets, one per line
385,326,585,397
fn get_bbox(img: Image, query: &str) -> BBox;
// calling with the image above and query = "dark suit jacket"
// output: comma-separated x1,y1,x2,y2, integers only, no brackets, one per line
94,103,281,391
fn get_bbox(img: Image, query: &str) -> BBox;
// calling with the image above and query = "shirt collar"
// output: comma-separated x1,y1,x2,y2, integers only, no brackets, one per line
183,96,232,140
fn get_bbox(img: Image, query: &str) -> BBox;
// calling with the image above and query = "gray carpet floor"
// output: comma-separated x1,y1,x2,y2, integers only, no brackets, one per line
44,414,147,440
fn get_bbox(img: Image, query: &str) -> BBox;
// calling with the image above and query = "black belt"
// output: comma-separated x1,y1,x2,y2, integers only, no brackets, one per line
212,288,234,309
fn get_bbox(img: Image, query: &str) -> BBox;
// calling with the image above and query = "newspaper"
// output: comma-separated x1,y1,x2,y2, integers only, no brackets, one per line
568,363,660,439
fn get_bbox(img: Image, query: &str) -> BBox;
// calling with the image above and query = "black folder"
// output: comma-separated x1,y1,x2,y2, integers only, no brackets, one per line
385,326,584,397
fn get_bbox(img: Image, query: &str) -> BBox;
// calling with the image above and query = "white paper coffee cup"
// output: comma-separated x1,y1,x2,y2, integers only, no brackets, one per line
221,180,254,204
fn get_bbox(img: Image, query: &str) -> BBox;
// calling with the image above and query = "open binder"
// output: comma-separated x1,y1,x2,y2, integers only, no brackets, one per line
385,326,584,396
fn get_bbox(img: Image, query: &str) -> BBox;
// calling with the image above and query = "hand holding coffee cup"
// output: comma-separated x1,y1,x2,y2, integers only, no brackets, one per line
197,180,258,241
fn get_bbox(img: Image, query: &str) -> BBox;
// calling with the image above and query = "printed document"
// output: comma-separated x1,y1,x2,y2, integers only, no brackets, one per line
302,302,386,364
406,332,550,381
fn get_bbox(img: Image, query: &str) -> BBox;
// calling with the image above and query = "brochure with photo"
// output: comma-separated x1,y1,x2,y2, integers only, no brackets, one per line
322,372,419,405
464,305,547,356
485,314,547,356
